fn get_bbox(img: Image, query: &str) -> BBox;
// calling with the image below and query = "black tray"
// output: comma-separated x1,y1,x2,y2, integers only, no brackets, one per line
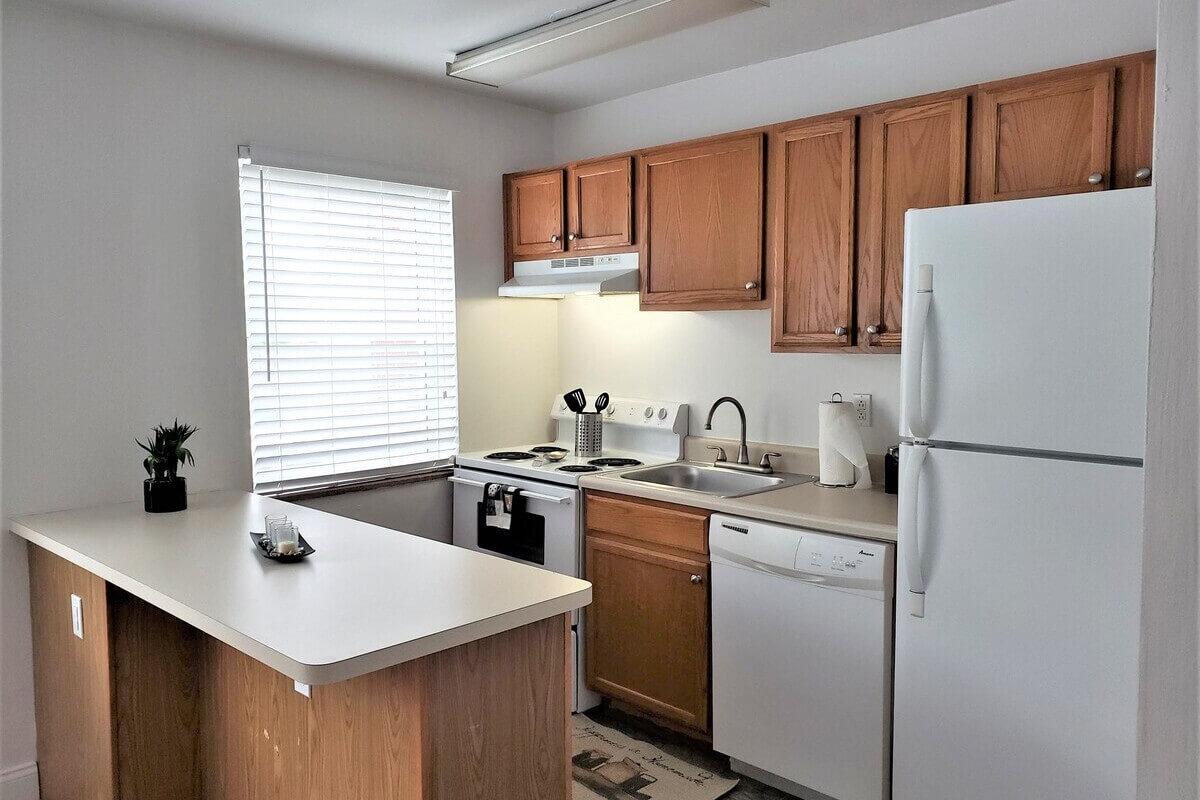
249,530,316,562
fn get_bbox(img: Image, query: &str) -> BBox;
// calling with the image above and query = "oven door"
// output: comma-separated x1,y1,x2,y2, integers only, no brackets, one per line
450,467,580,577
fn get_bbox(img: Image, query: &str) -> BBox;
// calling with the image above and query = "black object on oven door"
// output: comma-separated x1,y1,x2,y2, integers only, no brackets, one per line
476,501,546,565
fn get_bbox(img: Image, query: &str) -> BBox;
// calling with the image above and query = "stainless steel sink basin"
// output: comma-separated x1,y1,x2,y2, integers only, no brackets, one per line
620,462,815,498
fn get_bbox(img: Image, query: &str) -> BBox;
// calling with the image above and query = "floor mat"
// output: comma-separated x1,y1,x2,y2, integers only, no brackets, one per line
572,716,740,800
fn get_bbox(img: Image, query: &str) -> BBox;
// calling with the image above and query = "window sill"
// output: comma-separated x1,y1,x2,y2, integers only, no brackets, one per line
264,466,453,503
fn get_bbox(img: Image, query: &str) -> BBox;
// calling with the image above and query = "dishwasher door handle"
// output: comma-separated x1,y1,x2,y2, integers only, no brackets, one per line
448,476,572,505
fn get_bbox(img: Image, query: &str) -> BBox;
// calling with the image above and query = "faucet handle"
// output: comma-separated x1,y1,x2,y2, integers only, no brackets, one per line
706,445,728,463
759,452,783,471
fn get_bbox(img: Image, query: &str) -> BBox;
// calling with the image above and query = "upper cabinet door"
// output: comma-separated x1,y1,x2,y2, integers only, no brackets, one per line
768,117,856,351
639,133,765,310
974,68,1115,202
1113,53,1155,189
858,96,967,350
567,156,633,251
506,169,565,259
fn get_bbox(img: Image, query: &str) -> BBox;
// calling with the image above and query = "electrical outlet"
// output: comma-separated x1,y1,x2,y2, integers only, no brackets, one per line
70,594,84,639
852,394,872,427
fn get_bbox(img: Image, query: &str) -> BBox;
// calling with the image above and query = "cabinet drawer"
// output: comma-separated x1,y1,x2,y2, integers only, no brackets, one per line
585,493,709,555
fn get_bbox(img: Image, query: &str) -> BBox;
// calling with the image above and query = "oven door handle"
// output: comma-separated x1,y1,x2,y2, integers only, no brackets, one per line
449,476,573,505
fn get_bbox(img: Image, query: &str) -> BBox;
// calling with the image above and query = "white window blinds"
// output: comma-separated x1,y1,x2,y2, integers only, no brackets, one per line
238,161,458,493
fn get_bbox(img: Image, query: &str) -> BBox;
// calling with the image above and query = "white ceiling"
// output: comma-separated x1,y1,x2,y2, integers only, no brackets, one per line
42,0,1015,111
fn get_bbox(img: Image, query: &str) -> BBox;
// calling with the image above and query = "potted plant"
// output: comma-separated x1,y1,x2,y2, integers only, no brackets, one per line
136,420,198,513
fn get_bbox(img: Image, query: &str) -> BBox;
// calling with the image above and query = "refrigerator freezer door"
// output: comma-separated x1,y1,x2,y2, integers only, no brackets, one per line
893,444,1142,800
899,188,1153,459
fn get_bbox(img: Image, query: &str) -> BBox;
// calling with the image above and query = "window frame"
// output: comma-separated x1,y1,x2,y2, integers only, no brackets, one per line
236,154,460,497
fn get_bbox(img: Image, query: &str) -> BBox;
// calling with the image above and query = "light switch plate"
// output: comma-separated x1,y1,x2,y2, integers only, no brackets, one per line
70,594,84,639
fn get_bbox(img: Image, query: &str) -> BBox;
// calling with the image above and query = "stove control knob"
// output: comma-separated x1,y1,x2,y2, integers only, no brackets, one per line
657,407,668,420
559,402,567,411
605,404,616,417
644,406,654,419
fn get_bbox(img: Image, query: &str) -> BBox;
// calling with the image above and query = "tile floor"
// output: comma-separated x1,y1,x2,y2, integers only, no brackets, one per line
583,706,796,800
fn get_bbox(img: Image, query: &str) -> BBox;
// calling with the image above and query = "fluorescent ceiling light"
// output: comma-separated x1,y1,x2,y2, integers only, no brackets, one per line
447,0,770,87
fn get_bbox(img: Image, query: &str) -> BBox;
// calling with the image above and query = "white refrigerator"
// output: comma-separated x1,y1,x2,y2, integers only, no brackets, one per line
894,188,1154,800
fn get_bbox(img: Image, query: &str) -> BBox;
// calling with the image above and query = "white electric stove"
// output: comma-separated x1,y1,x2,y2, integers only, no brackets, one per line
451,394,688,713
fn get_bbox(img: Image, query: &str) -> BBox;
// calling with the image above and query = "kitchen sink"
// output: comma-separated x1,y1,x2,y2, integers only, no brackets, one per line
619,462,815,498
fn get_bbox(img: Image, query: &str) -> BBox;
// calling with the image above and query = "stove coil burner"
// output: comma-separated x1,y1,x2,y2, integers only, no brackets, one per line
530,446,569,454
484,451,536,461
588,458,643,468
557,464,601,473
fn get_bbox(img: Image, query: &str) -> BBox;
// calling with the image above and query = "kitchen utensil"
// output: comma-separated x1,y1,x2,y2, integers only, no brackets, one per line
564,388,586,414
594,392,610,413
575,412,603,456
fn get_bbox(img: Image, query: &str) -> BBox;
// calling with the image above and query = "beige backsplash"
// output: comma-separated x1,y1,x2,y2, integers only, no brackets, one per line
684,435,887,479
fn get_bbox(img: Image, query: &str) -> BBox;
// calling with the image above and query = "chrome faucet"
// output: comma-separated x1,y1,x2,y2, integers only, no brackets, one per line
703,397,782,474
704,396,750,464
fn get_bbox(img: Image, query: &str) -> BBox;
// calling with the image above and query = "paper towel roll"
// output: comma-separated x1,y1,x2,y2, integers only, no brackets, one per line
818,399,872,489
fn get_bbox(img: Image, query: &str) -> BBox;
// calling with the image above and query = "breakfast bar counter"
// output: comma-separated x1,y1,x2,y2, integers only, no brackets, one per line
12,490,590,800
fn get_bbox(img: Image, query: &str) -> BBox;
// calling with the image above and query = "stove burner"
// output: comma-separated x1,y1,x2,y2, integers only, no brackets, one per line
588,458,643,468
484,451,536,461
557,464,601,473
530,446,569,454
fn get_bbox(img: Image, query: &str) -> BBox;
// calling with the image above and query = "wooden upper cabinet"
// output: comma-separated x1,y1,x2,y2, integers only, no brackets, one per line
567,156,633,250
506,169,565,259
973,67,1115,202
639,133,765,310
1113,53,1156,188
768,116,856,351
858,96,968,349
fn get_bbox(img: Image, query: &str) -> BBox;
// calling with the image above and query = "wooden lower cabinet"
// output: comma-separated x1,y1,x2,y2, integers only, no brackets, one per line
584,493,711,733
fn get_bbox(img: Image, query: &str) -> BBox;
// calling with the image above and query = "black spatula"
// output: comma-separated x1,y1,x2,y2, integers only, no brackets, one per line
564,388,586,414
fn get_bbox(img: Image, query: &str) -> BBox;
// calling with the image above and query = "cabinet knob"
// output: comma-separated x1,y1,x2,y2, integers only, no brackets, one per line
690,574,704,585
834,326,848,337
866,324,881,335
1088,172,1105,185
745,281,759,290
1135,167,1152,181
550,234,560,243
568,233,577,241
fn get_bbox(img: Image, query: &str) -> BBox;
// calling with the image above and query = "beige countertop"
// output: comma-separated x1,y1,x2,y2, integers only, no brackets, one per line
10,490,591,685
579,437,898,542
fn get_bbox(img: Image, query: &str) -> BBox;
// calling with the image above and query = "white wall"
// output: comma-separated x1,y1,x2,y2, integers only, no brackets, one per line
552,0,1157,452
1138,0,1200,795
0,0,557,786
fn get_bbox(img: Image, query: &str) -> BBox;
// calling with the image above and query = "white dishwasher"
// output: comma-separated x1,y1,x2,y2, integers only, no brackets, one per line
710,514,894,800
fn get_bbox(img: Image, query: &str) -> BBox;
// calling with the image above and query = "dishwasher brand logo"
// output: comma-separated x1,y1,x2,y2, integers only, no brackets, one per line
721,523,749,534
859,550,875,557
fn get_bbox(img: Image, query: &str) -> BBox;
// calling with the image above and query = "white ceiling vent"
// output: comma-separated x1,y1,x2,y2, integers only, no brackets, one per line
447,0,770,87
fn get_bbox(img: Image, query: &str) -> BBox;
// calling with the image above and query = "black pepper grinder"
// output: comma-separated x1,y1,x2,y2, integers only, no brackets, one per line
884,446,900,495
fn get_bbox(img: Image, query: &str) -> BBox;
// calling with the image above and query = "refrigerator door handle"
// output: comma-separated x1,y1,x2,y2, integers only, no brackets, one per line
903,264,934,439
900,443,929,618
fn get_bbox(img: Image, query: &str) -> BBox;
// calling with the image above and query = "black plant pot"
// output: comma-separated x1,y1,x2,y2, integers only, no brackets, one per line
144,477,187,513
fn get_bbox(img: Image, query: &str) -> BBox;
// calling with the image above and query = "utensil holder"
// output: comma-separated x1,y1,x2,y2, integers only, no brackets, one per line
575,412,603,457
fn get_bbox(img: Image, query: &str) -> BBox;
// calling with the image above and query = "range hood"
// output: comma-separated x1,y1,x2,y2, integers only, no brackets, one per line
499,252,639,298
448,0,770,87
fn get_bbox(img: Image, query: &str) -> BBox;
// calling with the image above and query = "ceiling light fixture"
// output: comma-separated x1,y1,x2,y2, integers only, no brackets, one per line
446,0,769,87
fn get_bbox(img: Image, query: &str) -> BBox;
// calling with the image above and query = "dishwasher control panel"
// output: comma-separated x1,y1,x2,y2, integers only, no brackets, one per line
796,536,888,586
710,514,892,596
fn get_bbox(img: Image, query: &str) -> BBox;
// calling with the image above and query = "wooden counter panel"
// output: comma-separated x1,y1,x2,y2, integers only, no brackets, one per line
27,543,570,800
27,543,116,800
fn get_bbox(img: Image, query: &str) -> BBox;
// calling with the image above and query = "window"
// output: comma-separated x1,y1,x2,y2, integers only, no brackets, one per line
237,160,458,494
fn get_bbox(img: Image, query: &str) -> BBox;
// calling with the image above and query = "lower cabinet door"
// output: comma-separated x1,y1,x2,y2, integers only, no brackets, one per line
585,536,710,731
